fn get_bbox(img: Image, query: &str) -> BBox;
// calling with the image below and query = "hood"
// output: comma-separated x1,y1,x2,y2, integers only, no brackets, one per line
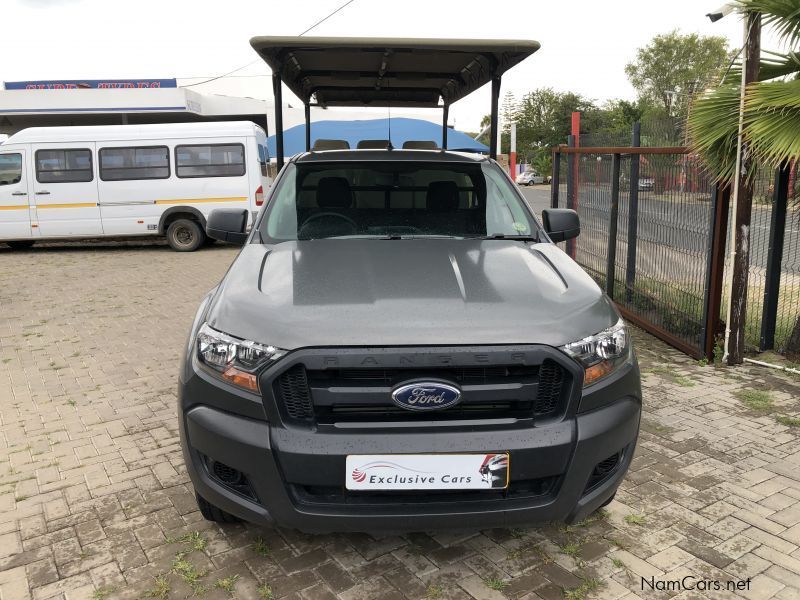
206,239,617,350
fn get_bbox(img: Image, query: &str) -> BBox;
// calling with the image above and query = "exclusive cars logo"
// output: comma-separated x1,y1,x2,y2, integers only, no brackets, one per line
391,381,461,411
351,461,433,483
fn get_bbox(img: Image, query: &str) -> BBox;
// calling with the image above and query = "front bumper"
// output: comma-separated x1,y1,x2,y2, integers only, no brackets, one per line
179,345,641,533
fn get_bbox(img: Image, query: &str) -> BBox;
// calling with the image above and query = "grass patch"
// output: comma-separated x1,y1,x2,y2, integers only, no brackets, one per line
258,584,273,600
777,415,800,427
509,528,526,539
180,531,207,552
624,513,646,526
145,574,170,600
643,366,695,387
507,542,553,563
253,537,271,557
172,554,207,595
612,557,627,570
560,542,582,558
92,587,116,600
734,389,775,412
564,577,603,600
215,574,240,595
425,585,444,599
483,578,508,591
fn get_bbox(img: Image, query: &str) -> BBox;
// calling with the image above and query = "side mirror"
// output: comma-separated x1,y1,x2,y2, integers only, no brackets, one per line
206,209,249,245
542,208,580,243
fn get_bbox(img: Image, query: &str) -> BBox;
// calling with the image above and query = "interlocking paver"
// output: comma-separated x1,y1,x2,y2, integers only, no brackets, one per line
1,240,799,599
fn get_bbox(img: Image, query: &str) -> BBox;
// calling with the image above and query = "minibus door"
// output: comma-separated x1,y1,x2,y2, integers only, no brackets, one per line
0,149,32,240
31,143,102,237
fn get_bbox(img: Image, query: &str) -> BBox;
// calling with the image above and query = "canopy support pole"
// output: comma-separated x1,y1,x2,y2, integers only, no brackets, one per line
489,74,501,159
272,72,285,171
442,104,449,150
304,102,311,152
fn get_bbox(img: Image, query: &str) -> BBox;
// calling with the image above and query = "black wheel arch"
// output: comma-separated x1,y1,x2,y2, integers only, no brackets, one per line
159,206,207,234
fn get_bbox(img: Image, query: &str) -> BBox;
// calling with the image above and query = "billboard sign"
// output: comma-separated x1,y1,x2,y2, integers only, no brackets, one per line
3,79,177,90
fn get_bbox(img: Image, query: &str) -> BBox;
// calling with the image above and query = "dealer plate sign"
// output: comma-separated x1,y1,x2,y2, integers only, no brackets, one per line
346,453,509,490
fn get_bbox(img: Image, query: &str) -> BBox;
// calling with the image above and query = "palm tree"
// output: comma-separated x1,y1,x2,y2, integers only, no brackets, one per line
688,0,800,355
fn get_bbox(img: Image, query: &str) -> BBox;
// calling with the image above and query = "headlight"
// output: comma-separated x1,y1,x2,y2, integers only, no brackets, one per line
196,323,286,392
560,318,629,386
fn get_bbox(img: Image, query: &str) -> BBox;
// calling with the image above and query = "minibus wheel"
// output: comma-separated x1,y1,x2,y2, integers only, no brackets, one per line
7,240,35,250
166,219,205,252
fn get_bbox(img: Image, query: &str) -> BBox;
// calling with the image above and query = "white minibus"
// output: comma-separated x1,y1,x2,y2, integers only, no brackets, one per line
0,121,271,251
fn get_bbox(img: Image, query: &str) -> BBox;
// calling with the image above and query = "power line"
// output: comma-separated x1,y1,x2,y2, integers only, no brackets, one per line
299,0,357,36
180,0,358,89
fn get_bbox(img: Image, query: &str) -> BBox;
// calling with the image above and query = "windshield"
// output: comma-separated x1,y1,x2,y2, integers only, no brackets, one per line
260,161,539,241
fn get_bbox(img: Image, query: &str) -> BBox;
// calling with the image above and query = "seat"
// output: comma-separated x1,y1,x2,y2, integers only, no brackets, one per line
317,177,352,208
312,139,351,151
402,140,439,150
298,177,357,239
426,181,460,212
356,139,391,149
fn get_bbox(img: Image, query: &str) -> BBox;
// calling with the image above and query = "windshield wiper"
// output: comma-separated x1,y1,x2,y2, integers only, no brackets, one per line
478,233,539,242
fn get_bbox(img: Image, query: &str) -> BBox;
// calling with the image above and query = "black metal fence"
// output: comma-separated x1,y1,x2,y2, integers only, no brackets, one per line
551,129,800,359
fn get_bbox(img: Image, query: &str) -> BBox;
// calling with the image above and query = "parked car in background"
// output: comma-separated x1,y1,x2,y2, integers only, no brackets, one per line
0,122,270,251
516,170,545,185
638,176,655,191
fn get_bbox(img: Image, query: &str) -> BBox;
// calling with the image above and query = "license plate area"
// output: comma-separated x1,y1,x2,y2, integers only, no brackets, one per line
346,453,509,491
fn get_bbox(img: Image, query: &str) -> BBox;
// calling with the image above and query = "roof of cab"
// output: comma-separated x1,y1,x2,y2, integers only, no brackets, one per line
249,36,540,107
4,121,266,145
291,149,490,163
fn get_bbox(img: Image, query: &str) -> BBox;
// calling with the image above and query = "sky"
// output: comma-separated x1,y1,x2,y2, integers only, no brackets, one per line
0,0,779,131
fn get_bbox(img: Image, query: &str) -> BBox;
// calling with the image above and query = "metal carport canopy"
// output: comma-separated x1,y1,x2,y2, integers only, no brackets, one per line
248,36,540,167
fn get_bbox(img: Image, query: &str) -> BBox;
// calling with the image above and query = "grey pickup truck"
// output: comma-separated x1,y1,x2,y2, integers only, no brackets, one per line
177,37,641,532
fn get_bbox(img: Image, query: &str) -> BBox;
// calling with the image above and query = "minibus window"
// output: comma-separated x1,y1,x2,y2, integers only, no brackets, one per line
36,149,93,183
99,146,169,181
0,154,22,185
258,144,269,177
175,144,245,178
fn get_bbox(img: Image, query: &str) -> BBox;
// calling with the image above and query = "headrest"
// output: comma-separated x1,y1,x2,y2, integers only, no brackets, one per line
317,177,352,209
312,139,351,151
426,181,460,212
356,139,391,149
402,140,439,150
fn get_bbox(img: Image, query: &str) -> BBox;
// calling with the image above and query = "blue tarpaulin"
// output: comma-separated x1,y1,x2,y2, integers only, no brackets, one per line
266,117,487,158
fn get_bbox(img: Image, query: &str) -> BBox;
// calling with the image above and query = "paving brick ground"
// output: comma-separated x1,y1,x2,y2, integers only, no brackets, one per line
1,240,799,600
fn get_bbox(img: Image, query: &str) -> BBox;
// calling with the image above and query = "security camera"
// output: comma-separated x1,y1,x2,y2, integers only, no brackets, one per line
706,3,736,22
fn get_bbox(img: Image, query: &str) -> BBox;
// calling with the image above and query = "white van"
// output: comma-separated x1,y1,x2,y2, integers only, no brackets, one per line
0,121,271,251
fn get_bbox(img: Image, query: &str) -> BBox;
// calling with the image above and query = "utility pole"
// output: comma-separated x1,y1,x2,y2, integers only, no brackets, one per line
725,11,761,364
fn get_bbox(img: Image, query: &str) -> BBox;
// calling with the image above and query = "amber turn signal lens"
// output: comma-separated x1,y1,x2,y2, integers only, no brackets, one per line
584,361,614,386
222,367,259,392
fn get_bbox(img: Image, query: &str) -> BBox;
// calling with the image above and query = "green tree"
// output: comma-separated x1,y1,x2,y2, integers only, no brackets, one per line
625,30,731,120
688,0,800,355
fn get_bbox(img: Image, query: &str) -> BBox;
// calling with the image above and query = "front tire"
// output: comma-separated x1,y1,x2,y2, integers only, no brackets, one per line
196,492,239,523
166,219,204,252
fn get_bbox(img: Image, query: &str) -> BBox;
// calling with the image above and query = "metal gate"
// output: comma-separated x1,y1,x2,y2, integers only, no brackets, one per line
550,141,727,360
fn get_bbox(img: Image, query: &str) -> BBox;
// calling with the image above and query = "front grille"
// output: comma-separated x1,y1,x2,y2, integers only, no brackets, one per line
536,360,565,417
290,476,559,506
271,355,570,426
276,365,314,420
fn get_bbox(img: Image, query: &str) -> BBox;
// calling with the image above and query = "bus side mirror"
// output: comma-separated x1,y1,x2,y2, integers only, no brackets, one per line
206,209,249,245
542,208,580,243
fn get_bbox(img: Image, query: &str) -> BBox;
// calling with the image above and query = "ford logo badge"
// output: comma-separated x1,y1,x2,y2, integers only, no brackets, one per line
391,381,462,411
